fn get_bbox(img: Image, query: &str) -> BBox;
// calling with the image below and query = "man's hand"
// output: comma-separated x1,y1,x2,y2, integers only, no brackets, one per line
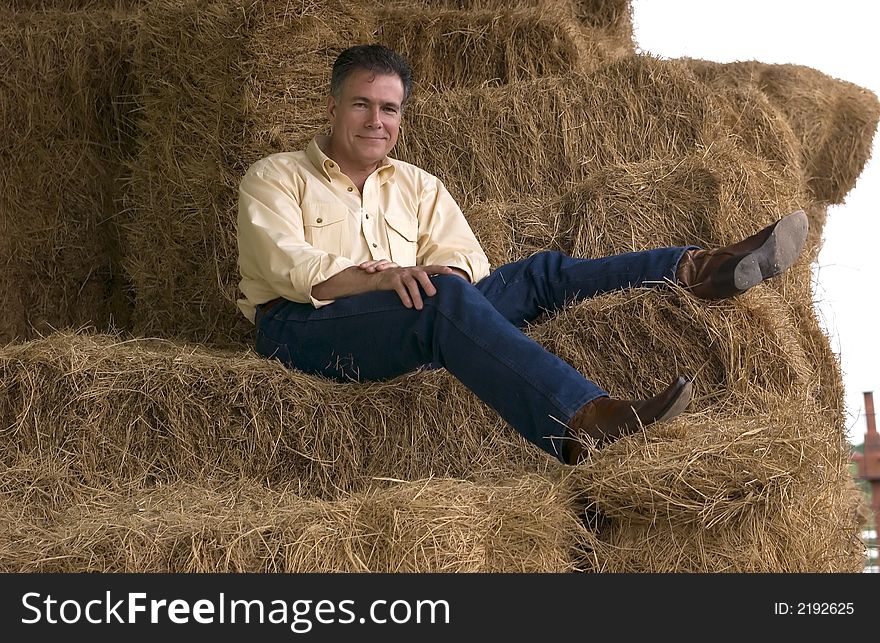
311,264,455,307
374,265,454,310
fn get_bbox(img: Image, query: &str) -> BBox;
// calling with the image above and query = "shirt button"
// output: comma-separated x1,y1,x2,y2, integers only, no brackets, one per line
316,218,323,223
328,162,334,168
347,187,353,192
365,213,370,219
372,243,378,248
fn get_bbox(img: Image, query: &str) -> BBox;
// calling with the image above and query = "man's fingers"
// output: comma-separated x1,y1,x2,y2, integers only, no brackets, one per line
359,259,399,273
405,277,424,310
359,260,382,272
416,271,437,297
422,265,453,276
380,266,454,308
394,284,413,308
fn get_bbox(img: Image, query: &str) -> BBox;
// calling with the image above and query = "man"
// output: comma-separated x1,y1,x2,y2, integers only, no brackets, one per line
236,44,808,465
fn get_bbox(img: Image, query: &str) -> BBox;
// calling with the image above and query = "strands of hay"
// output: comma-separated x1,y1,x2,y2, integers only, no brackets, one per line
378,3,637,89
0,331,557,500
396,0,635,48
528,287,834,418
460,144,802,273
397,57,720,208
0,277,835,500
121,0,254,346
562,146,806,258
685,59,880,205
0,10,137,344
577,474,865,572
5,1,142,10
564,399,863,572
0,475,587,572
375,8,587,91
569,403,846,527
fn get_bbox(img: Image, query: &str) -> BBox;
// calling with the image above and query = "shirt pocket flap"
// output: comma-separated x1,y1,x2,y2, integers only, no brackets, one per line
384,213,418,242
303,203,347,228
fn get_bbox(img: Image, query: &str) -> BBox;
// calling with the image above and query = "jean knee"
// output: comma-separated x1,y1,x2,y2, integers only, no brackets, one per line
430,273,477,295
426,273,485,309
534,249,568,269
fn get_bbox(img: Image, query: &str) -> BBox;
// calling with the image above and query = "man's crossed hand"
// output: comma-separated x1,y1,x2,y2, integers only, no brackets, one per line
312,259,469,309
357,260,463,310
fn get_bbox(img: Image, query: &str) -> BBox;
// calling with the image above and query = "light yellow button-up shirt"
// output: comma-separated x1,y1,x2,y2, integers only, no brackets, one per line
236,135,491,323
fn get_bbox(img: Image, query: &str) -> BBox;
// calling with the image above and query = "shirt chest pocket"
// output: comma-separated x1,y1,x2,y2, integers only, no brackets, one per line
384,214,418,266
302,204,348,255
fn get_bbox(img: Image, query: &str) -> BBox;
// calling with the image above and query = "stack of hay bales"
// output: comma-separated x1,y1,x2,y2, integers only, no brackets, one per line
0,6,137,342
0,0,877,572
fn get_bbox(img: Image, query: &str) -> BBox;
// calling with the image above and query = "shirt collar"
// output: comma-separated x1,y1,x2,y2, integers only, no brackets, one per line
307,135,396,185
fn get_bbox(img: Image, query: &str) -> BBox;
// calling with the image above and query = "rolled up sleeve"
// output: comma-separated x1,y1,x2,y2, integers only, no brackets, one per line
415,177,490,283
237,167,355,320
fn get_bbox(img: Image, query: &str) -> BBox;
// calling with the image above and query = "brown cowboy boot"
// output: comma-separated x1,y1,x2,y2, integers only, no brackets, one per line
676,210,809,300
563,376,693,464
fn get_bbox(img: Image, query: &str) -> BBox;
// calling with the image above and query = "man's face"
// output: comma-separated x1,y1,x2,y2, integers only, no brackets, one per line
327,68,404,170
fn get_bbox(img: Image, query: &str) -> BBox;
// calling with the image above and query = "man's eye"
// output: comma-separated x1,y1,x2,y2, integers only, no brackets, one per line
384,107,398,114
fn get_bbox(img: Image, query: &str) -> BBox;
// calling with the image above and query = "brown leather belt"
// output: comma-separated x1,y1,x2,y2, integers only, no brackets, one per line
259,297,283,314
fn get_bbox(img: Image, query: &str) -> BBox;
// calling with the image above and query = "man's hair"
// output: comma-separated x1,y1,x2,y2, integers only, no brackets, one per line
330,44,413,105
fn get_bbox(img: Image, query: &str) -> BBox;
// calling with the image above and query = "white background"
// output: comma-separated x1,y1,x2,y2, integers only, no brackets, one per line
631,0,880,445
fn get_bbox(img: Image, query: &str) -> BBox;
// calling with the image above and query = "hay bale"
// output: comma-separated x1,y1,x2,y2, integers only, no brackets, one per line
0,474,586,572
529,288,829,417
396,56,721,207
0,331,555,498
563,149,806,256
462,196,575,268
577,465,864,572
461,145,806,267
121,0,256,345
685,59,880,205
376,8,586,90
246,2,603,154
376,4,634,89
566,400,862,572
4,0,142,10
397,0,635,51
0,276,834,497
462,143,818,304
0,10,137,344
570,402,846,525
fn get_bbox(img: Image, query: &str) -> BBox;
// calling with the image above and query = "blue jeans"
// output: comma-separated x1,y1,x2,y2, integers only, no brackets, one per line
255,248,692,461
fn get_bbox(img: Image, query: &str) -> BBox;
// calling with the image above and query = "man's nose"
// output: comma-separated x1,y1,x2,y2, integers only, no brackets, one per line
366,106,382,127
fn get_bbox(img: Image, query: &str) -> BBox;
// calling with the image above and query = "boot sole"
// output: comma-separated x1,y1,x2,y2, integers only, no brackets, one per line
655,378,693,423
733,210,809,292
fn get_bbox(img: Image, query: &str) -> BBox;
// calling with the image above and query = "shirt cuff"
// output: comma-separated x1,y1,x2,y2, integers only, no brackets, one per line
302,256,356,308
441,252,489,284
308,293,336,308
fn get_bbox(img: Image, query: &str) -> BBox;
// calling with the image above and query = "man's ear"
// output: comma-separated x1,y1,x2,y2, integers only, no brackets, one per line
327,95,336,125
